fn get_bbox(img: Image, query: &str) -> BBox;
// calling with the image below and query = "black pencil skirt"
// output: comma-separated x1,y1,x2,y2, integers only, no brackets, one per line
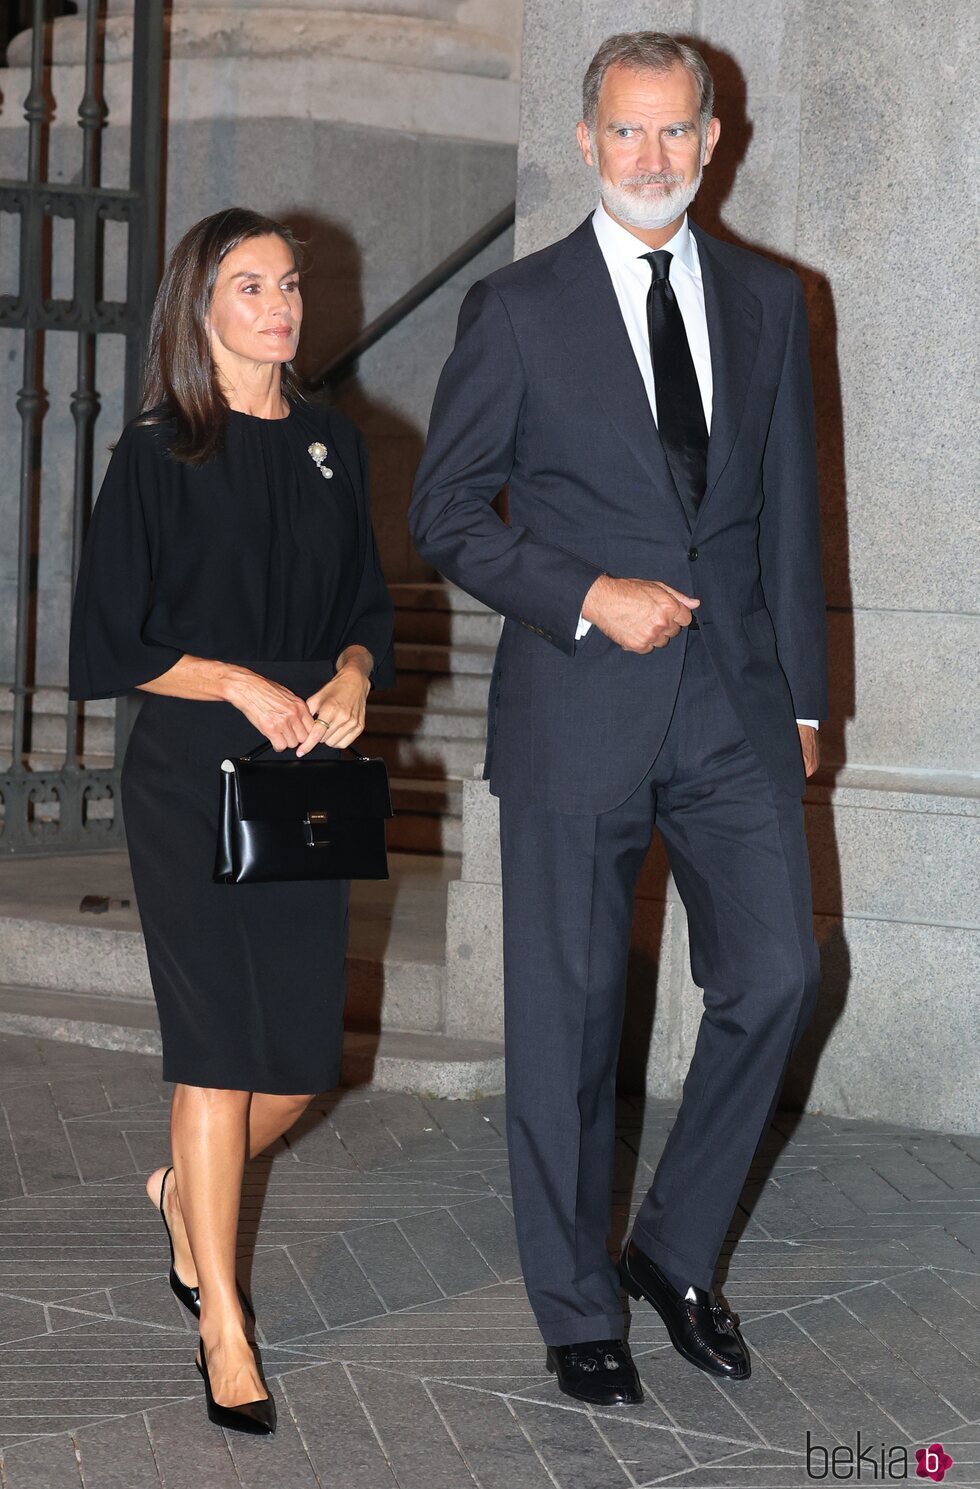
121,662,349,1094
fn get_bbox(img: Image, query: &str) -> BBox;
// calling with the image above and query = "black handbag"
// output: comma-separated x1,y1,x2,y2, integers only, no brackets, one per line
213,739,393,884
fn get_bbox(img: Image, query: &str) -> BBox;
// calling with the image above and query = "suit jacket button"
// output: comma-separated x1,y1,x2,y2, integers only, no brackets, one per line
688,547,699,561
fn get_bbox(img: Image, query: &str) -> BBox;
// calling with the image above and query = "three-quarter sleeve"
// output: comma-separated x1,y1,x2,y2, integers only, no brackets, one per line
336,430,396,691
68,424,184,700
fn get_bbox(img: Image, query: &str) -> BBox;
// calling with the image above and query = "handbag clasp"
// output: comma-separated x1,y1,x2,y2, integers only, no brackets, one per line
304,810,331,848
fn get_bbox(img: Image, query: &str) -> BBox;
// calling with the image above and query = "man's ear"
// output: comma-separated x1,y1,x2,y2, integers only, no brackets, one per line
702,116,721,168
576,120,594,168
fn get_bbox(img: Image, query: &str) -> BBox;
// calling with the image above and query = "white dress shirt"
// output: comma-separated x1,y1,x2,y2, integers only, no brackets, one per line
577,203,818,730
592,201,713,430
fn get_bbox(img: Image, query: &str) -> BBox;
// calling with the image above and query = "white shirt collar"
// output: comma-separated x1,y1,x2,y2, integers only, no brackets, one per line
592,200,700,279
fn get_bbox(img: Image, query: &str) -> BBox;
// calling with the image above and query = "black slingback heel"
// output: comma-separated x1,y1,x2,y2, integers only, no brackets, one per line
157,1167,255,1323
158,1167,200,1318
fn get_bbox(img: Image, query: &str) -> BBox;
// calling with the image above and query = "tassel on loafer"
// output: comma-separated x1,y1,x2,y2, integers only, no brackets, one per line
197,1342,276,1435
157,1168,255,1324
545,1338,643,1406
618,1239,751,1380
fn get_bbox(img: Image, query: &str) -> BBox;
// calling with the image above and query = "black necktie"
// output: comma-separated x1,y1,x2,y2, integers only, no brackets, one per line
642,249,708,524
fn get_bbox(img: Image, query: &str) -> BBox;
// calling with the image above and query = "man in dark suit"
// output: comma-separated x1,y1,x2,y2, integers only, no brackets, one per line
410,31,826,1407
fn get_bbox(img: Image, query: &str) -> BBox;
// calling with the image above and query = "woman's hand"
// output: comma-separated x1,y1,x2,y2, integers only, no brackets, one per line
298,648,373,756
223,669,317,752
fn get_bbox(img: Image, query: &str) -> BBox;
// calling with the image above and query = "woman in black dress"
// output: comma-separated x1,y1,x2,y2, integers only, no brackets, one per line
69,208,394,1433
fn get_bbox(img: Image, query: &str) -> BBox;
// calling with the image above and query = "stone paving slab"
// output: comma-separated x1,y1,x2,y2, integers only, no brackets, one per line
0,1032,976,1488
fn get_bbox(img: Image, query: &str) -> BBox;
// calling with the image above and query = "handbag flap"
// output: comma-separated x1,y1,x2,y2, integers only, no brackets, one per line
232,756,393,822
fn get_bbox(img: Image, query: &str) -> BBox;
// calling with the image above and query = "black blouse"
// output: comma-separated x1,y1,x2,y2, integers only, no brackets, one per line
69,398,395,700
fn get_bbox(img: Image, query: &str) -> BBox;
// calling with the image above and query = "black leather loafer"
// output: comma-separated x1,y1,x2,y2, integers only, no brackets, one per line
618,1239,751,1380
545,1338,644,1406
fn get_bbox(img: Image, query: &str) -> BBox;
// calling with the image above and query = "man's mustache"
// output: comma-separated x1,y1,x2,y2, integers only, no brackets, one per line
619,173,686,188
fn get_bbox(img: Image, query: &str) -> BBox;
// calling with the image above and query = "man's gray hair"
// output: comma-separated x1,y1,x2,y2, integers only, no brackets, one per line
582,32,714,136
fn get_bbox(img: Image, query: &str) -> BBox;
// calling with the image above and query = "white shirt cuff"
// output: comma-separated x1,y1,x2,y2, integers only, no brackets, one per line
576,614,820,732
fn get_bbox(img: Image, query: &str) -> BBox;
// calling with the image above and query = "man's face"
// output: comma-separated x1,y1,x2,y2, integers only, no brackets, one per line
577,61,719,231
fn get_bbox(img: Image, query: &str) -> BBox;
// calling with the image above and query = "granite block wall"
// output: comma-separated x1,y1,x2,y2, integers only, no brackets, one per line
442,0,979,1130
0,59,516,689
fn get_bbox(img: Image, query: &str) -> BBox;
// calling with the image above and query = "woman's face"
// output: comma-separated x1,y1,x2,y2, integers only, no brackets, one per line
207,233,302,370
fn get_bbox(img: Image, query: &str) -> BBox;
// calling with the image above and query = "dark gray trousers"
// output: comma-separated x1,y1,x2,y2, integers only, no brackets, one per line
497,629,820,1346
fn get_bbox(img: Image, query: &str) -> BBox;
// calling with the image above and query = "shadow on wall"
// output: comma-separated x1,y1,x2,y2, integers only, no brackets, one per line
263,212,418,1049
616,43,854,1222
280,208,426,581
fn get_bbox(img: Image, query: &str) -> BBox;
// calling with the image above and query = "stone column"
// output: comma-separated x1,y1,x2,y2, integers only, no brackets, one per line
6,2,520,139
443,0,979,1131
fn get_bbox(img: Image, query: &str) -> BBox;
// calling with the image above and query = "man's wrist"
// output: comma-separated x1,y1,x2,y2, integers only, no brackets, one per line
581,573,610,625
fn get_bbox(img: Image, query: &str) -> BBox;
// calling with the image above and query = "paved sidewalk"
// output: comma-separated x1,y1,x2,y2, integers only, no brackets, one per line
0,1033,977,1488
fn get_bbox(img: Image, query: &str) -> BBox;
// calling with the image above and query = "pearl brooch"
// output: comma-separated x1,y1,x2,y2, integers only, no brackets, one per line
307,442,333,480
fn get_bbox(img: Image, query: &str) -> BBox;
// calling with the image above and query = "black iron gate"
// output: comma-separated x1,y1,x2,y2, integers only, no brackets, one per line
0,0,165,854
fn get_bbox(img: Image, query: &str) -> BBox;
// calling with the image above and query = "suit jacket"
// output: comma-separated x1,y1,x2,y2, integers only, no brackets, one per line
409,215,828,813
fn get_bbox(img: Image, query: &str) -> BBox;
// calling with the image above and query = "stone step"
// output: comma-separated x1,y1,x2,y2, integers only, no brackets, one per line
388,778,463,855
3,712,115,757
390,583,497,649
392,777,463,815
393,640,497,676
2,769,462,851
384,668,491,711
0,688,112,764
0,851,456,1035
388,813,461,855
4,693,490,759
0,687,114,719
389,582,495,615
1,752,471,803
0,985,503,1098
3,678,487,847
341,1029,503,1098
366,703,487,740
393,607,502,647
359,731,486,780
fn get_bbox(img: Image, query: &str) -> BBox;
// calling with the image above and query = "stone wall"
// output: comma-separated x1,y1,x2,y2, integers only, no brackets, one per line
442,0,980,1131
0,2,520,689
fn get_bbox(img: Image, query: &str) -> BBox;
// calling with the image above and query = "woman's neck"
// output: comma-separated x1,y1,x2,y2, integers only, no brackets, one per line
216,361,287,420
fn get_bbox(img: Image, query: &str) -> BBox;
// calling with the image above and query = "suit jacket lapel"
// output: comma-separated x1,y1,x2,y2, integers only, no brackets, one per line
552,220,691,531
693,224,762,518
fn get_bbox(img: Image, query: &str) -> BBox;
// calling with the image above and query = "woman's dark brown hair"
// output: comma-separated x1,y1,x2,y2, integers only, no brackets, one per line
136,207,305,465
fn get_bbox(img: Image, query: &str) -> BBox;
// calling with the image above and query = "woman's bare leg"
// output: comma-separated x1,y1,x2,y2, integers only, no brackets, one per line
146,1089,313,1294
170,1085,257,1406
147,1086,313,1407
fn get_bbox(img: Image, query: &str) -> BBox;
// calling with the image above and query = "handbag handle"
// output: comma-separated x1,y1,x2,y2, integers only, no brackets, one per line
240,739,369,762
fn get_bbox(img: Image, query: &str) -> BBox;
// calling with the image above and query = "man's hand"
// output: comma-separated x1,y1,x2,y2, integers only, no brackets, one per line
798,723,819,778
581,575,700,653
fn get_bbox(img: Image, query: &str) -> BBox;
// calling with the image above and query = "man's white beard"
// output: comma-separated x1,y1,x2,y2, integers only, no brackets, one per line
596,148,705,230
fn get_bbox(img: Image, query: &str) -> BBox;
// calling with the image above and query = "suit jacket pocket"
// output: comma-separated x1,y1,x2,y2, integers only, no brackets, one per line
574,620,617,659
741,605,777,649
